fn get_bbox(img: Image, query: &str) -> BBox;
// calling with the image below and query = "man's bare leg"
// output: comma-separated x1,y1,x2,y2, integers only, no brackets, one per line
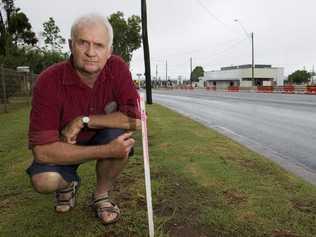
31,172,74,212
95,156,129,222
31,172,69,193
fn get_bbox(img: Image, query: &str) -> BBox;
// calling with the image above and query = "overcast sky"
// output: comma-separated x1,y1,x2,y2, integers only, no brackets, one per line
15,0,316,79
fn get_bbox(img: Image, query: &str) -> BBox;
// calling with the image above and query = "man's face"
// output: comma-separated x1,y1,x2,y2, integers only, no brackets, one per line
69,22,111,77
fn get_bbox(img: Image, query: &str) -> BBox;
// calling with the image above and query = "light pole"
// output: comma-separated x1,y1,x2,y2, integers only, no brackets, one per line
234,19,255,86
141,0,152,104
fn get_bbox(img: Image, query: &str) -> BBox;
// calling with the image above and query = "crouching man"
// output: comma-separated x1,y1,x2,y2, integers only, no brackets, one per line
26,13,140,225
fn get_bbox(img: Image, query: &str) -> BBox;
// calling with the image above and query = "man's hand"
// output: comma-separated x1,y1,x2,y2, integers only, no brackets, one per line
61,117,84,144
107,132,135,158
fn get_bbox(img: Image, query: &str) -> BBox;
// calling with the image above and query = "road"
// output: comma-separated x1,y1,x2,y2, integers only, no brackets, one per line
152,89,316,185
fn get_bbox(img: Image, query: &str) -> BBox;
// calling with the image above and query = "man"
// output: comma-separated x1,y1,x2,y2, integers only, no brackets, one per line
26,13,140,225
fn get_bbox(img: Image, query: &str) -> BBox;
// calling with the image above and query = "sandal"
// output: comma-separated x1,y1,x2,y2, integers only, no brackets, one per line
55,180,80,213
91,193,121,225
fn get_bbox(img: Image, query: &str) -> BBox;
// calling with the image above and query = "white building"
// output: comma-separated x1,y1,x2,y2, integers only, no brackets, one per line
201,64,284,89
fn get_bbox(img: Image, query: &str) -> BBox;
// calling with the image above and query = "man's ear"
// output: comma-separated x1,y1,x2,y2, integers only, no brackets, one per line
68,39,73,52
107,47,113,59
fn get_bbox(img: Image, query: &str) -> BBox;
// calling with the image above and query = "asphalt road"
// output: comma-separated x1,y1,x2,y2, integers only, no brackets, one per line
152,89,316,185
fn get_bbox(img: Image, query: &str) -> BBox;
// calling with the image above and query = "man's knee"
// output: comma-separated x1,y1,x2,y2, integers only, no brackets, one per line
31,172,64,193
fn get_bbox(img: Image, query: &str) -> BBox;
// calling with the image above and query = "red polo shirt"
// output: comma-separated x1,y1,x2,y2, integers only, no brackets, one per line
29,55,140,147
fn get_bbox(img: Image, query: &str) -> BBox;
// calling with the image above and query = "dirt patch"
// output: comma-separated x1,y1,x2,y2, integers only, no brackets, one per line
237,211,257,221
0,199,13,209
154,199,175,217
0,191,34,211
292,199,316,214
223,189,247,205
224,155,258,169
159,143,171,149
97,231,116,237
150,169,219,237
168,224,208,237
271,229,299,237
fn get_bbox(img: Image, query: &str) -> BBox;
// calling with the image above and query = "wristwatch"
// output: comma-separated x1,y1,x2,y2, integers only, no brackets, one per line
82,116,90,128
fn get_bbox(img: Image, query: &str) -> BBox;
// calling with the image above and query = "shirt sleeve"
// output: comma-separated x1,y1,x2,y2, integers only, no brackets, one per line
28,75,61,147
111,56,141,119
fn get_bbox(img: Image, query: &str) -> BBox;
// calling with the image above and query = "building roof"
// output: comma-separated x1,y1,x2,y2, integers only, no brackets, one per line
221,64,272,71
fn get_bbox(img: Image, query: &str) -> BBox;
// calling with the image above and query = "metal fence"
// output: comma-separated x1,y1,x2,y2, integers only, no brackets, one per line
0,65,37,113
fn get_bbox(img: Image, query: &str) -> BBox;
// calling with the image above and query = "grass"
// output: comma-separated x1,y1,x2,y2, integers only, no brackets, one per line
0,96,31,113
0,103,316,237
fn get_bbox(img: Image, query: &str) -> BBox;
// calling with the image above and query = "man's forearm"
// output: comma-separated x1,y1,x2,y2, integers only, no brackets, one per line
88,112,141,130
33,141,112,165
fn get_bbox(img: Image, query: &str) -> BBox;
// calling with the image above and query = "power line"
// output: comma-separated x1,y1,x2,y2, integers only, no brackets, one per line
148,36,247,60
146,38,248,68
197,38,248,63
195,0,237,35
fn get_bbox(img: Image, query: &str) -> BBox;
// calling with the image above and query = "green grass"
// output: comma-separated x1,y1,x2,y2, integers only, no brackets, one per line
0,96,31,114
0,104,316,237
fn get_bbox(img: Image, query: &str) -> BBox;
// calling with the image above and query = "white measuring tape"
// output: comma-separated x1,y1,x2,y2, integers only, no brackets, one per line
138,92,154,237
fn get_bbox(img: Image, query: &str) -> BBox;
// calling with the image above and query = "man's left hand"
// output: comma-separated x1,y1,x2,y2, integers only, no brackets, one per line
61,117,84,144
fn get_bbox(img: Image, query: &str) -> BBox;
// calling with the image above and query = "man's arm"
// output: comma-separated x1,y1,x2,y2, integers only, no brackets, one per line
33,132,135,165
88,112,141,130
61,112,140,144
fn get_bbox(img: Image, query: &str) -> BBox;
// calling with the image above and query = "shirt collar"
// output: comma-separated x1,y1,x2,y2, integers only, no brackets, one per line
62,55,108,86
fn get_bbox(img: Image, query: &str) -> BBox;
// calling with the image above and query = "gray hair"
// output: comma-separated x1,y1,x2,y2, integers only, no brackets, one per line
70,13,113,49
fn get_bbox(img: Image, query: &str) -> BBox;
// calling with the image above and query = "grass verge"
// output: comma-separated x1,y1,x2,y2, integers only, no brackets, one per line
0,104,316,237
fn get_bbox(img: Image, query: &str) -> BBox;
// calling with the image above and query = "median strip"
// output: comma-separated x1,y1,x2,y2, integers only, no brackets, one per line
0,104,316,236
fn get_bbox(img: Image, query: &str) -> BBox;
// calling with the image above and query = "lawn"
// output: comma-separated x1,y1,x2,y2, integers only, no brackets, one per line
0,104,316,237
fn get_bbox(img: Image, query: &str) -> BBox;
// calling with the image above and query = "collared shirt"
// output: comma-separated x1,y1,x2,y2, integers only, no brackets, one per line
28,55,140,147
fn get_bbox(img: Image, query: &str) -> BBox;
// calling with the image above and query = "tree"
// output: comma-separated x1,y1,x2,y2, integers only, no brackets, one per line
190,66,204,82
8,11,37,46
28,50,68,74
0,46,67,74
108,11,141,64
288,70,311,84
0,0,13,55
0,0,37,56
42,17,65,52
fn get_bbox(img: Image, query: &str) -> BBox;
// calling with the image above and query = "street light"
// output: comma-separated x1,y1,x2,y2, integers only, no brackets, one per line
234,19,255,86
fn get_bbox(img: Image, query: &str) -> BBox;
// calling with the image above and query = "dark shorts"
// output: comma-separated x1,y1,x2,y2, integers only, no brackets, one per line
26,128,125,182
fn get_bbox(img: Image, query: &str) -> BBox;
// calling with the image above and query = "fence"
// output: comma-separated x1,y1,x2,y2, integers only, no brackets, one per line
0,65,37,113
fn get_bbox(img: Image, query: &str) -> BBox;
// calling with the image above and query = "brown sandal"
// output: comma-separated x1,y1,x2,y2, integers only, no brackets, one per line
91,193,121,225
54,180,80,213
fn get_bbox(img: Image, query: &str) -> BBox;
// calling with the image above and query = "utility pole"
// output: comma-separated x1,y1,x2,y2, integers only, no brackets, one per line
155,64,158,88
234,19,255,86
141,0,152,104
251,32,254,85
190,57,192,82
165,60,168,82
312,65,315,85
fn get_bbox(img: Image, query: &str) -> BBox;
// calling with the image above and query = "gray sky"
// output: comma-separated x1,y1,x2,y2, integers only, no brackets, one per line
16,0,316,78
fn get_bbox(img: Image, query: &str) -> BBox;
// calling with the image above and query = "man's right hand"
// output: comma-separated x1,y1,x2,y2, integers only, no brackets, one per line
107,132,135,158
61,117,84,144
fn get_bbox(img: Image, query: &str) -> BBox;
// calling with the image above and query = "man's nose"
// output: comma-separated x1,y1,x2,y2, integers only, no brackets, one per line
85,43,97,56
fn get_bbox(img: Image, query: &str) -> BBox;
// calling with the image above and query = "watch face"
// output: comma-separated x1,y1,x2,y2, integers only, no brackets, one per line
82,116,90,123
